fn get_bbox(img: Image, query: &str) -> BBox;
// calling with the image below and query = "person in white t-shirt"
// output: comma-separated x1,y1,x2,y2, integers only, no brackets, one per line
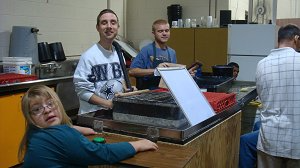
73,9,126,114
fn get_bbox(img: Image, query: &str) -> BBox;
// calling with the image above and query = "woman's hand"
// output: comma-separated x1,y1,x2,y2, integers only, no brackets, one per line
73,125,98,135
129,139,158,152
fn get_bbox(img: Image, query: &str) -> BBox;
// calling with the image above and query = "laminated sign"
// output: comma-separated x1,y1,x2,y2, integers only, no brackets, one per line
157,67,215,126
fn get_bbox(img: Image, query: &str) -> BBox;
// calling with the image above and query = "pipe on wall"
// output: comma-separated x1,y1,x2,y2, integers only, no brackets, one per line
209,0,218,18
107,0,111,9
209,0,211,16
123,0,127,38
106,0,126,38
272,0,277,25
248,0,253,23
215,0,218,18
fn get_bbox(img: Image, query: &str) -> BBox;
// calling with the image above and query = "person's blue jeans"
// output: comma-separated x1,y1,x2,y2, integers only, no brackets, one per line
252,121,261,132
239,121,261,168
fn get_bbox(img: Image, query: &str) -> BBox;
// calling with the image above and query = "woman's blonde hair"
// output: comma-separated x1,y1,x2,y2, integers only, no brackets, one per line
18,85,72,161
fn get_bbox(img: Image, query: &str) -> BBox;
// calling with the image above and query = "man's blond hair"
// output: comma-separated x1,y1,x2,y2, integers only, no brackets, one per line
152,19,169,31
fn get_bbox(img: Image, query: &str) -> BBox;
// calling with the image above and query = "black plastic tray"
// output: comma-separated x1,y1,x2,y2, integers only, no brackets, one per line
113,92,184,120
194,76,234,92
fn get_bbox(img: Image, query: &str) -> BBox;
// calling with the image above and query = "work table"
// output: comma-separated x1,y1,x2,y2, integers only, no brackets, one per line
86,111,241,168
82,81,257,168
87,133,197,168
0,77,257,167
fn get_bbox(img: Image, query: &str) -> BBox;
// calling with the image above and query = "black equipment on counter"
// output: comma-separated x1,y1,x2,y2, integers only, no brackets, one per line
38,42,52,63
167,4,182,25
49,42,66,62
9,26,40,64
194,76,234,92
212,65,233,77
220,10,232,27
38,42,66,63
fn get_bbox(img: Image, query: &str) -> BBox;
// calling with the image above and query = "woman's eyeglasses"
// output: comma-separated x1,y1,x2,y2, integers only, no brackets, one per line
30,100,56,116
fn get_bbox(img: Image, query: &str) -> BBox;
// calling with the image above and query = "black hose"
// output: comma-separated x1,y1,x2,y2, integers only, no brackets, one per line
112,41,133,91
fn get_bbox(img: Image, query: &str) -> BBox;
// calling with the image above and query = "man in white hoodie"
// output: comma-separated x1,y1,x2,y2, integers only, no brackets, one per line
73,9,124,114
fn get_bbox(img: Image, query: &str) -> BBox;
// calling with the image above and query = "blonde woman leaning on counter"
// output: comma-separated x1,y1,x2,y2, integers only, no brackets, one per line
18,85,158,167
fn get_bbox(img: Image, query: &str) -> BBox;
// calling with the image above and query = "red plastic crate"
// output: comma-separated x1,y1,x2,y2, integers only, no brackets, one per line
203,92,236,113
0,73,38,85
153,88,236,113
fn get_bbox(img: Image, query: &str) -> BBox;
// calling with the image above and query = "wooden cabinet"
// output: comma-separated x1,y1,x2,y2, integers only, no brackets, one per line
195,28,228,72
167,28,195,67
168,28,228,72
0,92,25,168
88,111,241,168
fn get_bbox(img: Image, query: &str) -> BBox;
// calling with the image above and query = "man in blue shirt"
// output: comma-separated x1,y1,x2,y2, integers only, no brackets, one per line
129,19,178,90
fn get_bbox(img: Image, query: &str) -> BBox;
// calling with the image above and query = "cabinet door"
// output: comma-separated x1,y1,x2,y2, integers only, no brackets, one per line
195,28,228,72
0,93,25,167
167,28,195,67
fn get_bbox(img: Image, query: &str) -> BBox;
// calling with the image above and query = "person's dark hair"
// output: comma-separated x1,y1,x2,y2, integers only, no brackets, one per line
278,24,300,43
228,62,239,68
97,9,119,25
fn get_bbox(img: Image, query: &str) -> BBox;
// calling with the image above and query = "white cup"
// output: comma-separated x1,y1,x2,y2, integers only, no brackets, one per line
206,16,213,28
212,18,218,27
191,19,197,28
178,19,183,28
200,16,206,27
185,18,191,28
171,21,178,28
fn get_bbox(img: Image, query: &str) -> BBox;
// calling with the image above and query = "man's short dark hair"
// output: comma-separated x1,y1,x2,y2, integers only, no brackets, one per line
97,9,119,25
278,24,300,43
228,62,239,68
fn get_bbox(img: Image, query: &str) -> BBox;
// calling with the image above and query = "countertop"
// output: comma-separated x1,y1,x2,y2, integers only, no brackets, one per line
0,76,73,95
87,133,198,168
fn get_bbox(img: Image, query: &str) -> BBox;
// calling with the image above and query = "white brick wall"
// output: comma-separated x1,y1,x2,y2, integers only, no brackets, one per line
0,0,124,61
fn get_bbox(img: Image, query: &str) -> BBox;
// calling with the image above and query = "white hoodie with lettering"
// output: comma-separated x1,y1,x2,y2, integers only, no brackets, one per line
73,43,124,114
